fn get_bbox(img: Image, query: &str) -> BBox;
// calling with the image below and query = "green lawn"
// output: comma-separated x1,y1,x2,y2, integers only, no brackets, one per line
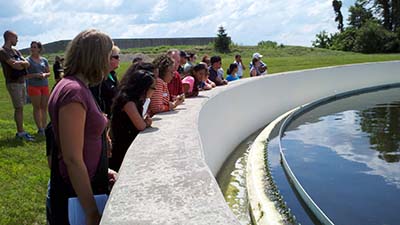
0,45,399,225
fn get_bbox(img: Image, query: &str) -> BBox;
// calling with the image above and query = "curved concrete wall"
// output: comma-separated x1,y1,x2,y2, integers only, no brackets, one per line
101,61,400,224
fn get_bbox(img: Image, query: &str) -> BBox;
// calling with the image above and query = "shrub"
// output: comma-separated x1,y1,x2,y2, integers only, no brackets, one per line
330,28,356,51
257,40,278,48
312,30,333,49
353,21,399,53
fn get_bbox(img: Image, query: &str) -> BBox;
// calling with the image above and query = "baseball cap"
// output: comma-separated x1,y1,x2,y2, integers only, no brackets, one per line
179,50,189,58
252,52,263,59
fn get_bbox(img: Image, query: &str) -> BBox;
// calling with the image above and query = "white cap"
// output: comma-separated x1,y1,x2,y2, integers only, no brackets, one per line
252,52,263,59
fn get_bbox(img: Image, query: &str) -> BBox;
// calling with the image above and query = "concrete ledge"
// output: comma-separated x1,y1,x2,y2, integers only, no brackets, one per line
246,109,297,224
101,61,400,225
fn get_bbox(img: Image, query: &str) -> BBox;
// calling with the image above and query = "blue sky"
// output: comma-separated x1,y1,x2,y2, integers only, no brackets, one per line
0,0,356,49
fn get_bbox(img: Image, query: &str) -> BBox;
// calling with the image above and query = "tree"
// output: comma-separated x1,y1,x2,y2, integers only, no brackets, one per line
315,0,400,53
375,0,392,30
353,20,399,53
312,30,333,48
363,0,400,31
214,26,231,53
391,0,400,31
333,0,345,32
348,1,375,29
257,40,278,48
330,28,357,51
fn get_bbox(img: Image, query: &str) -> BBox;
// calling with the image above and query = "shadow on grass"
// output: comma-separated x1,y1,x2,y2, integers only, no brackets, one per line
0,137,26,148
0,134,45,149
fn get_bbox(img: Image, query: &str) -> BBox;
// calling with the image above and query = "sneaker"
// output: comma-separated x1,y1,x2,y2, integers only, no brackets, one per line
16,132,35,141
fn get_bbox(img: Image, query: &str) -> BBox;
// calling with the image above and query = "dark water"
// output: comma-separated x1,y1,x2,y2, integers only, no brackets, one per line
278,88,400,225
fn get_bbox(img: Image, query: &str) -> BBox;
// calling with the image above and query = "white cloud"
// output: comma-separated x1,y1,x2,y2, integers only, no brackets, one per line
149,0,168,22
285,110,400,189
0,0,356,48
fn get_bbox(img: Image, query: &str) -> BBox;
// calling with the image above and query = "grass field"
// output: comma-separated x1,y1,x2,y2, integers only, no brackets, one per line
0,44,399,225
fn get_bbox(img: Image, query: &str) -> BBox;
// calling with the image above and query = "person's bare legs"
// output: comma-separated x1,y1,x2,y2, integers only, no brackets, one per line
30,95,42,130
14,106,24,133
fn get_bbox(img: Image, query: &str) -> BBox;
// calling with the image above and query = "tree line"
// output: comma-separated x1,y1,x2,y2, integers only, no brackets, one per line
313,0,400,53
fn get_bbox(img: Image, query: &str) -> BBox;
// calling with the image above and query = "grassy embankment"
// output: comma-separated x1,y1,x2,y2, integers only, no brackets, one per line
0,44,399,225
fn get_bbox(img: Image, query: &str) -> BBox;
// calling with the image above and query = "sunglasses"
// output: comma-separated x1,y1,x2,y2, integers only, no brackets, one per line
111,55,120,60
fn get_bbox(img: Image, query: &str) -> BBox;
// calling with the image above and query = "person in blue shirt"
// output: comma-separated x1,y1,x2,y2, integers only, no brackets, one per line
226,63,239,82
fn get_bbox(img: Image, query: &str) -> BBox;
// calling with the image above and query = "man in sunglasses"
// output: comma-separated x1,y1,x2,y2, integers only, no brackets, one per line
0,30,34,141
90,45,120,119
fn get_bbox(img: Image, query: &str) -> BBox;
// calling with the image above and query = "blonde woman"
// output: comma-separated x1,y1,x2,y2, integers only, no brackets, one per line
47,29,116,225
90,45,121,118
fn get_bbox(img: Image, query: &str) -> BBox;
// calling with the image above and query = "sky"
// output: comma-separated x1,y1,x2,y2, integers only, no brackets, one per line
0,0,356,49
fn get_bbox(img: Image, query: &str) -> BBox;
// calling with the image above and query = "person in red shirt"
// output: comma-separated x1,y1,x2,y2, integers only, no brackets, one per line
166,49,184,102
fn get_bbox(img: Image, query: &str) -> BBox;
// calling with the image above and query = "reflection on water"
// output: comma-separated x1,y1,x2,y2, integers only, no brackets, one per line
281,88,400,225
359,101,400,163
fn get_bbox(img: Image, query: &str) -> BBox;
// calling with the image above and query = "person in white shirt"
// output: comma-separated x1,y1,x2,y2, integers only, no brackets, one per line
249,52,267,75
233,54,246,78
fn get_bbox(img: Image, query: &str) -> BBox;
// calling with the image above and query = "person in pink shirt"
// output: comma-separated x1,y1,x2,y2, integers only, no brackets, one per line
182,63,208,98
166,49,184,102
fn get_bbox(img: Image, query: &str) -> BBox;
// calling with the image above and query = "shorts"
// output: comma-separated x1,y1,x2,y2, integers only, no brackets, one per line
6,83,25,109
27,85,50,97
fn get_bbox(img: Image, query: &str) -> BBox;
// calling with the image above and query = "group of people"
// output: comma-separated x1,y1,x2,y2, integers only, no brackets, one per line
0,31,51,141
0,29,268,225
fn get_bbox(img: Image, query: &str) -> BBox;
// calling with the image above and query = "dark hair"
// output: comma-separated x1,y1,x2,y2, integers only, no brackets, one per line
31,41,43,53
113,69,155,113
188,52,196,59
235,54,241,59
188,63,208,96
131,62,155,73
252,57,259,65
179,50,188,58
190,63,207,77
227,63,238,75
132,57,143,64
153,54,174,80
210,56,221,65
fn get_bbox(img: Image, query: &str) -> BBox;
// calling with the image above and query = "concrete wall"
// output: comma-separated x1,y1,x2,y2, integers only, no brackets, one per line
101,61,400,224
19,37,215,54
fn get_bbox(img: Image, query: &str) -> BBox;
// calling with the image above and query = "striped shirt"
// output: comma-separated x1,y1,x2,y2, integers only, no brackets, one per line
149,78,170,115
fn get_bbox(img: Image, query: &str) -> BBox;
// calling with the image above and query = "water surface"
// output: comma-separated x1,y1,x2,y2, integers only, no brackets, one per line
279,88,400,224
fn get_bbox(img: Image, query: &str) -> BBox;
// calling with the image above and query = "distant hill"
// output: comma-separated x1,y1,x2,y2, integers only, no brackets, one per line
20,37,216,55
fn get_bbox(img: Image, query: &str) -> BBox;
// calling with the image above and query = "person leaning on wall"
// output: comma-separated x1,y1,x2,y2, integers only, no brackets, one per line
149,54,184,116
109,67,155,172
